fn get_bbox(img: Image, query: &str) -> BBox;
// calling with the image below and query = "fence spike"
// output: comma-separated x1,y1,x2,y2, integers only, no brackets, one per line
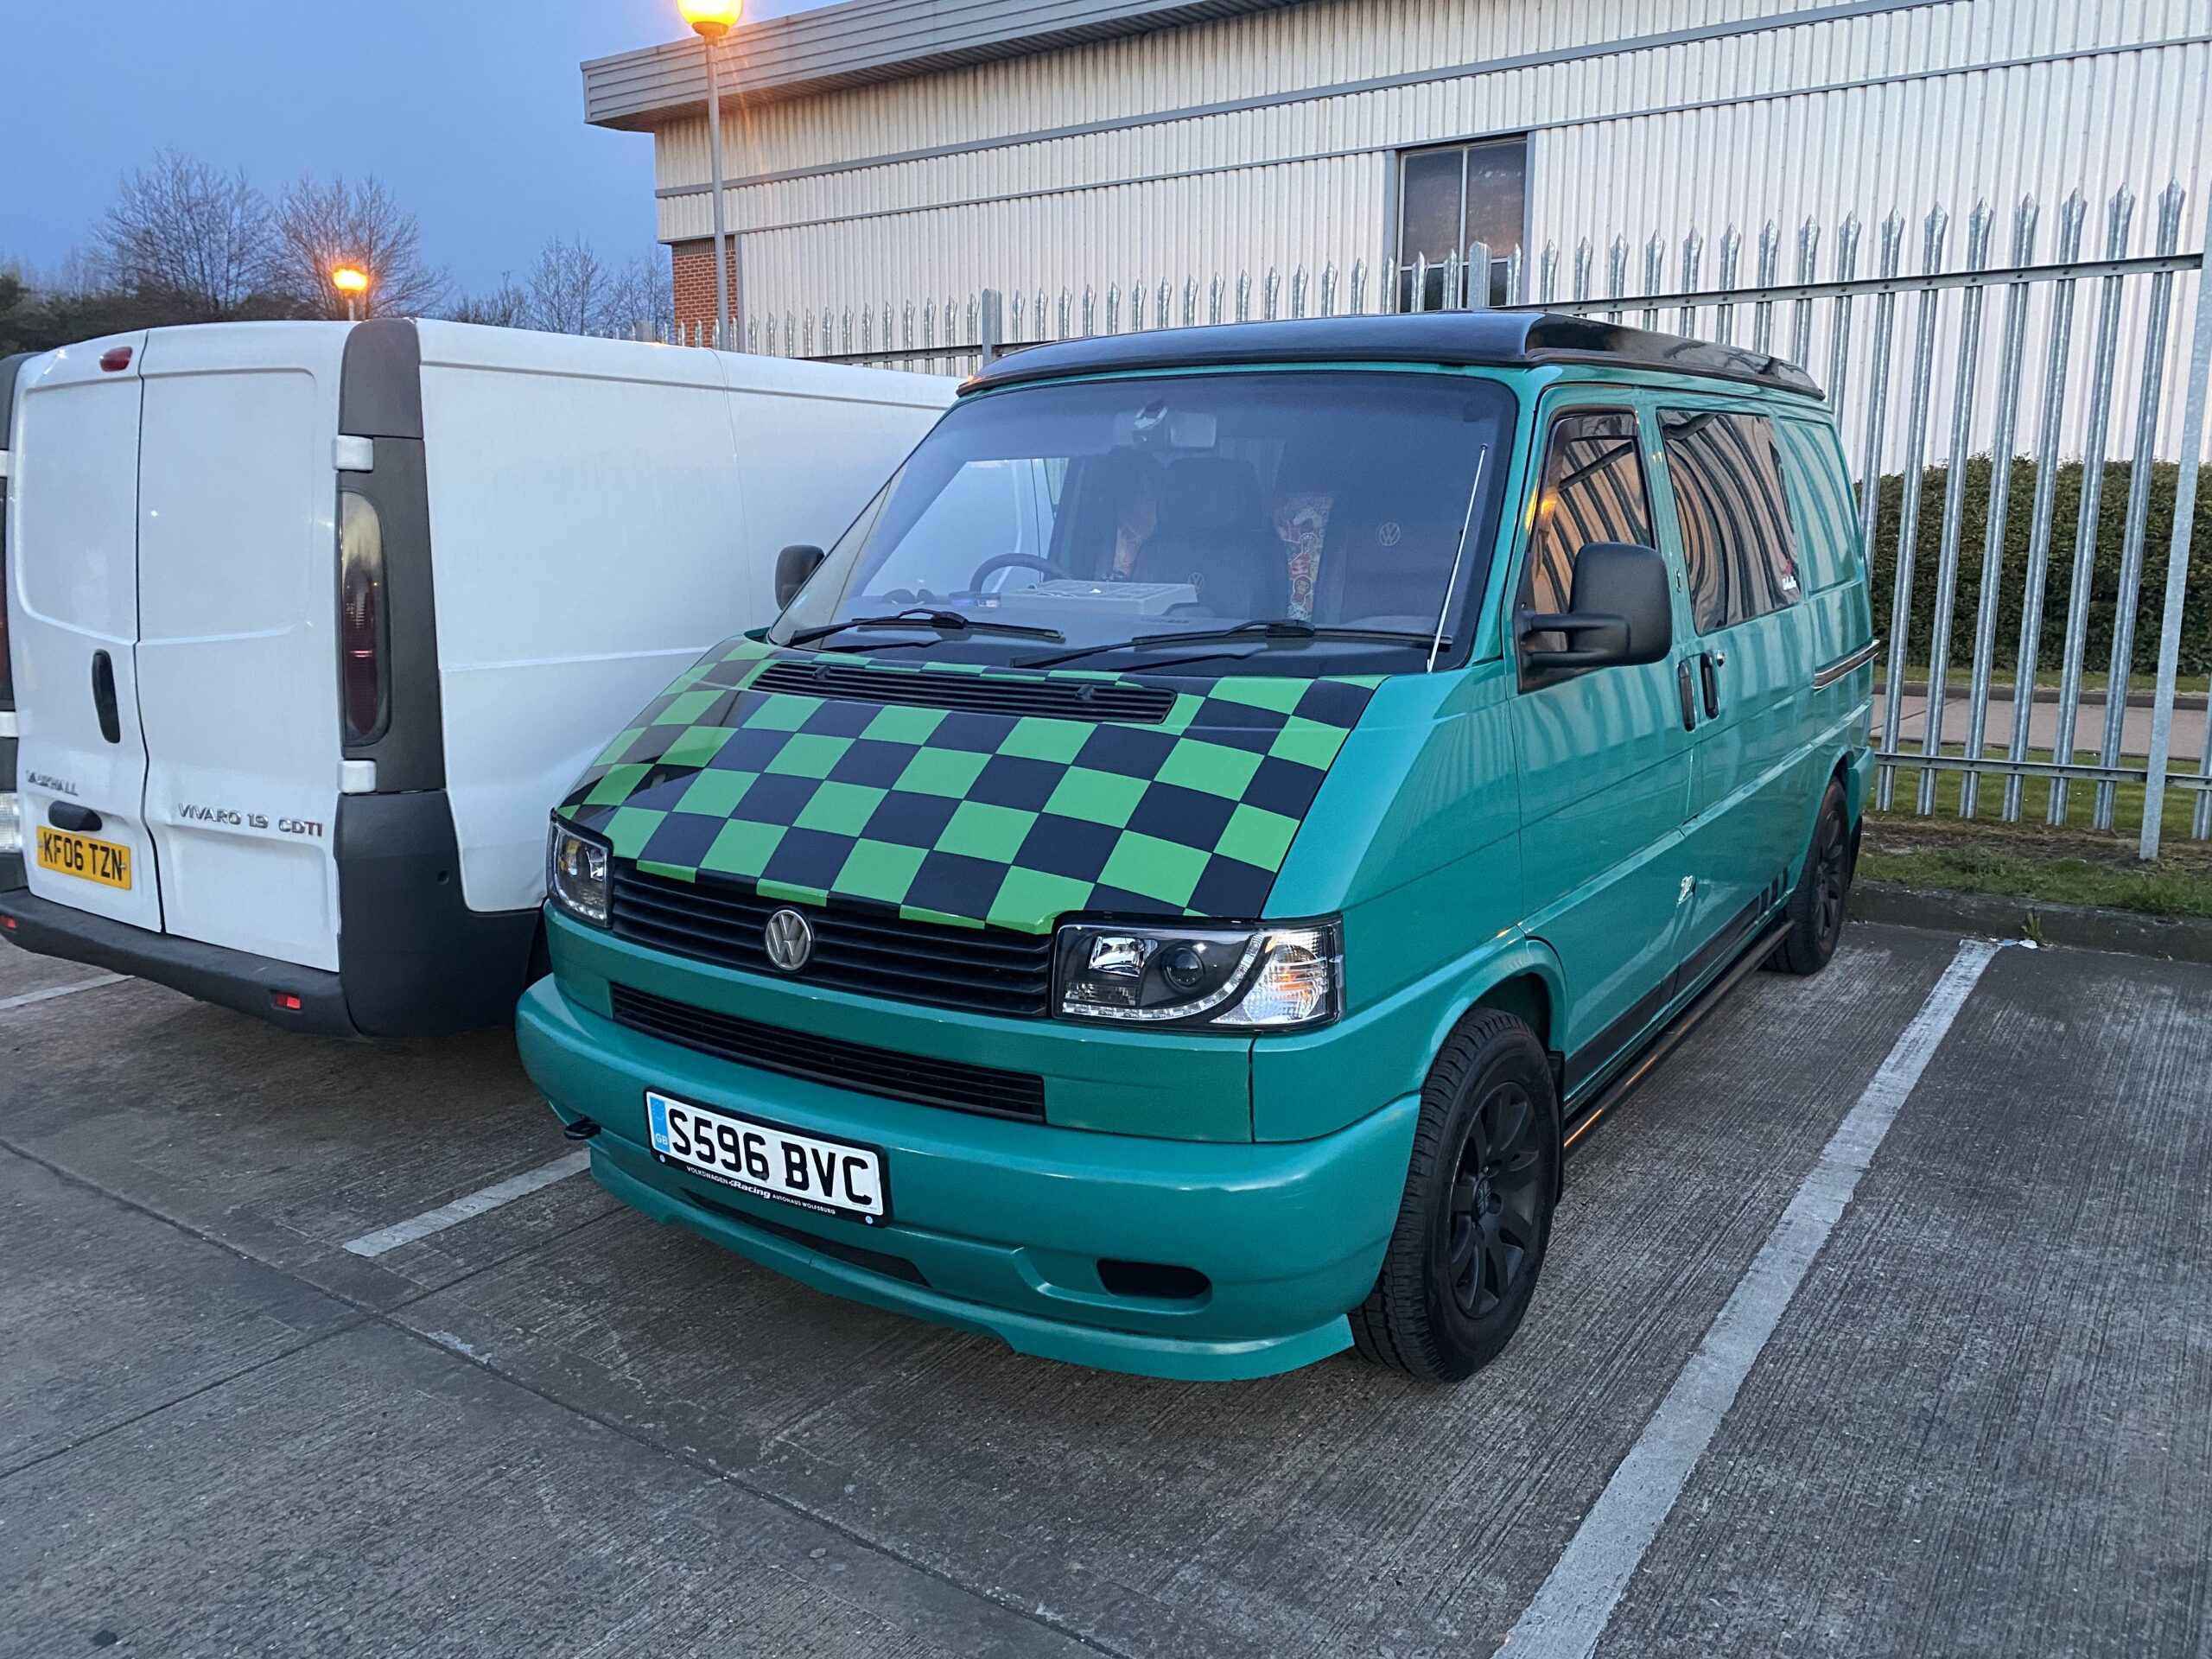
1714,226,1741,341
1680,228,1704,332
1156,279,1173,330
1081,284,1096,337
1540,241,1560,304
1290,266,1306,320
1350,259,1367,316
1105,282,1120,334
1236,270,1252,323
1320,263,1338,318
1573,238,1592,302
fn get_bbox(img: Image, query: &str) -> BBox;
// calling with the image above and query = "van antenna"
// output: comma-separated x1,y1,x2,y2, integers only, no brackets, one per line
1427,445,1489,671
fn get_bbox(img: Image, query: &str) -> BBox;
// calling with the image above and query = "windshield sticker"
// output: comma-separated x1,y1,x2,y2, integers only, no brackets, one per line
558,638,1379,935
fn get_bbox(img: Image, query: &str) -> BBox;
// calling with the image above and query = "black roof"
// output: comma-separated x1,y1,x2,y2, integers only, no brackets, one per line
963,310,1823,399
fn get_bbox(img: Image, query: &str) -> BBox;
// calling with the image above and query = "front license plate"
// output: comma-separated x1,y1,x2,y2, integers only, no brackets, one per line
35,826,132,891
645,1090,887,1224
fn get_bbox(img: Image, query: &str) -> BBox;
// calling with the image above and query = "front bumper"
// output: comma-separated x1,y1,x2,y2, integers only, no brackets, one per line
516,973,1419,1382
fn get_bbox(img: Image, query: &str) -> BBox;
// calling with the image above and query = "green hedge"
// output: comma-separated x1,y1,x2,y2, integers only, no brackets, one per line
1865,458,2212,680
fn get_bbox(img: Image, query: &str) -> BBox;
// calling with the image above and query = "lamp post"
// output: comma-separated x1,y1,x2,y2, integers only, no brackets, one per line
679,0,743,349
331,264,371,322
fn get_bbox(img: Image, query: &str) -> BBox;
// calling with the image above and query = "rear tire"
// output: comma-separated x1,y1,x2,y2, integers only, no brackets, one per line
1351,1009,1560,1384
1774,779,1853,976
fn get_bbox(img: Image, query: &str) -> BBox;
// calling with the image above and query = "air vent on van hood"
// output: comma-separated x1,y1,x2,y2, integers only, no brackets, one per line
754,658,1176,723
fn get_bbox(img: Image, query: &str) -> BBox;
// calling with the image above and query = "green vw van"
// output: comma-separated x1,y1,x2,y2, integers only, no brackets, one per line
518,313,1874,1384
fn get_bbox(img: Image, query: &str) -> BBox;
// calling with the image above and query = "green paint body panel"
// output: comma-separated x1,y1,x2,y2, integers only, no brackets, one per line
519,352,1874,1381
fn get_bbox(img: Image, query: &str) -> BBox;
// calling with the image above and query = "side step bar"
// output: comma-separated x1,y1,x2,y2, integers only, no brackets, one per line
1562,916,1796,1155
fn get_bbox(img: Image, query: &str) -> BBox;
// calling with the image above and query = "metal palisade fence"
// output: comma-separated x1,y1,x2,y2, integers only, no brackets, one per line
664,183,2212,858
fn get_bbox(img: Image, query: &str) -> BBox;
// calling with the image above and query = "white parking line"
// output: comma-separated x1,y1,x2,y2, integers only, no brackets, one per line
341,1150,593,1259
1505,938,2003,1659
0,973,126,1013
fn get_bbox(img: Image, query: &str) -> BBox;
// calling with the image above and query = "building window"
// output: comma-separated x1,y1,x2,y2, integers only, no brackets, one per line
1395,137,1528,311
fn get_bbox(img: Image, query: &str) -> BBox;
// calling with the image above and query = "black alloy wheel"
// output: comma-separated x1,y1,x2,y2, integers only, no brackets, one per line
1445,1079,1546,1319
1776,779,1854,976
1353,1007,1560,1383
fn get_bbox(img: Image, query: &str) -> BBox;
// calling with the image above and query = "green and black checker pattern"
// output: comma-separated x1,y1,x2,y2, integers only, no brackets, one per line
558,638,1378,935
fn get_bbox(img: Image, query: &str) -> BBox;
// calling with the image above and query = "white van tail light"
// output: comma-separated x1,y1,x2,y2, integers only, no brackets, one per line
338,490,390,746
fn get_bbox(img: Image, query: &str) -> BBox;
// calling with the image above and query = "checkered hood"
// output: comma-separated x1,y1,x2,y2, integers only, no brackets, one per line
557,639,1380,935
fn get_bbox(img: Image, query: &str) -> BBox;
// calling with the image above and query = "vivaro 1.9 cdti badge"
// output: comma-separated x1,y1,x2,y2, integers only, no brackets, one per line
518,312,1875,1383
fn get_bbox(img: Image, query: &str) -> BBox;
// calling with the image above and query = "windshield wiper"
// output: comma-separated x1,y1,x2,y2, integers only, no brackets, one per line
1017,619,1442,669
786,607,1065,646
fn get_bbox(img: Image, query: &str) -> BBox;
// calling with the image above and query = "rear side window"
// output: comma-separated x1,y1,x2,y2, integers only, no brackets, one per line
1661,409,1799,632
1520,410,1655,620
1772,417,1859,594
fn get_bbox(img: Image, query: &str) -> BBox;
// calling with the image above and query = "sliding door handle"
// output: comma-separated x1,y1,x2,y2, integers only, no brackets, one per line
1699,652,1720,720
1676,661,1697,731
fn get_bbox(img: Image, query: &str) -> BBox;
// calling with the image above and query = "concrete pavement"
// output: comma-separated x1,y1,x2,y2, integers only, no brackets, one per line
1,923,2205,1656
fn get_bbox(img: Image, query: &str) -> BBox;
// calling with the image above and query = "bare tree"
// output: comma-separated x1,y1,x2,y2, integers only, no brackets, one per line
97,150,277,319
274,174,450,319
447,275,530,328
522,235,620,334
605,254,675,340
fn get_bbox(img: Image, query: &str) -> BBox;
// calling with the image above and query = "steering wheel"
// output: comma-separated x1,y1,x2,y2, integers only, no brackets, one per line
969,552,1072,591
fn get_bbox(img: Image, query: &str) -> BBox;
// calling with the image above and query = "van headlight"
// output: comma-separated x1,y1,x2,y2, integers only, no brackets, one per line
547,819,611,927
1053,918,1342,1030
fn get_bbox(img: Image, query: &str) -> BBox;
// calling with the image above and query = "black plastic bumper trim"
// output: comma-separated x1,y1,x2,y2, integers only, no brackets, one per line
0,890,357,1038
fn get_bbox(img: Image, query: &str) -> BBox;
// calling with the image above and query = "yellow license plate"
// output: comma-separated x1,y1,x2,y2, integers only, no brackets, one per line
35,826,133,891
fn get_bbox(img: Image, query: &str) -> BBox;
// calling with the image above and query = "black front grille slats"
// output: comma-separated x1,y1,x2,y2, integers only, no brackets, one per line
611,984,1046,1122
753,658,1174,723
610,864,1054,1018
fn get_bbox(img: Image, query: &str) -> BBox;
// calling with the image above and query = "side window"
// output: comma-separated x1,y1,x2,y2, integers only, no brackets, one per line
1772,417,1859,594
1661,409,1800,632
1520,410,1656,630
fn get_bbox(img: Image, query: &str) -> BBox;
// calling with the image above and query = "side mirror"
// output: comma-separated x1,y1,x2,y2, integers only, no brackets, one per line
775,544,826,608
1518,542,1673,676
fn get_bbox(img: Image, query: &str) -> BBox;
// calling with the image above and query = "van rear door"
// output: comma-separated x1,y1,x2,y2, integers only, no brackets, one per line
133,325,349,971
10,334,166,933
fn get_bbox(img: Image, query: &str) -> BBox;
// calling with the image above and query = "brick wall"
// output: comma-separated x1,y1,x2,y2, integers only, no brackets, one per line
671,238,740,340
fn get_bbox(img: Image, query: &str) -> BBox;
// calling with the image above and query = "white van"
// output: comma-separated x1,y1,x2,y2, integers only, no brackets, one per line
0,319,951,1037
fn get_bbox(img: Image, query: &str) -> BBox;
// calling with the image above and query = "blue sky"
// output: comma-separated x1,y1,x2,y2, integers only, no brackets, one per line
0,0,830,299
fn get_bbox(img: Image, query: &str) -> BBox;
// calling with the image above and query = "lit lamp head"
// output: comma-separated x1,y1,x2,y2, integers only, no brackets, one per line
330,265,371,297
678,0,742,38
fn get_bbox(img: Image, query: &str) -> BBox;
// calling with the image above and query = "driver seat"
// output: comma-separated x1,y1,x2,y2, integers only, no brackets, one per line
1132,458,1288,617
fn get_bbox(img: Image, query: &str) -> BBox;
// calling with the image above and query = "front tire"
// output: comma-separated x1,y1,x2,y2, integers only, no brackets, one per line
1774,779,1853,976
1351,1009,1560,1384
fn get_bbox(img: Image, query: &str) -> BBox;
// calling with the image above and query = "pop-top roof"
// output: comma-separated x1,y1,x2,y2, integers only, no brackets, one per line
960,312,1826,398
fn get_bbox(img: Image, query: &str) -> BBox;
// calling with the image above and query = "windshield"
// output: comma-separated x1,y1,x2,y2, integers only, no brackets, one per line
772,370,1516,671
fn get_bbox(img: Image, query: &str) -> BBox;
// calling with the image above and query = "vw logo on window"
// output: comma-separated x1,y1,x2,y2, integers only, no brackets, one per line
764,907,815,973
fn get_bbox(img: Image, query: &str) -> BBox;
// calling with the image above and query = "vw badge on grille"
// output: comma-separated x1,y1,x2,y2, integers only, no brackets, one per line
764,906,815,972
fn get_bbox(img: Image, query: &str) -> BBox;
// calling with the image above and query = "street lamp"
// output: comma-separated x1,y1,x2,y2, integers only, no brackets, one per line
331,264,371,322
680,0,743,349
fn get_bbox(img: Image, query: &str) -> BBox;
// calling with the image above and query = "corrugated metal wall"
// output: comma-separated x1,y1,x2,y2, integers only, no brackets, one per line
645,0,2211,336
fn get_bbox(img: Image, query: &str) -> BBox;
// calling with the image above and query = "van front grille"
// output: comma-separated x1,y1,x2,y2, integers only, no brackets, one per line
609,984,1047,1122
753,659,1174,723
609,863,1054,1018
